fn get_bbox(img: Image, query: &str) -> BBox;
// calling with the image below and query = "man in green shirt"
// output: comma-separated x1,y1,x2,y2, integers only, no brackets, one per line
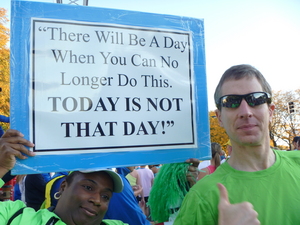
175,64,300,225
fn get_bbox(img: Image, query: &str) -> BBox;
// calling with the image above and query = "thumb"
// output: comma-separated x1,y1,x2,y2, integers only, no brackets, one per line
217,183,230,205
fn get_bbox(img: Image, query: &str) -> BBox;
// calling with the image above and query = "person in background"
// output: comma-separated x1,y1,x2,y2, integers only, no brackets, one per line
126,166,143,198
138,165,154,220
126,166,145,214
292,136,300,150
174,64,300,225
149,165,161,177
220,150,226,161
197,142,222,181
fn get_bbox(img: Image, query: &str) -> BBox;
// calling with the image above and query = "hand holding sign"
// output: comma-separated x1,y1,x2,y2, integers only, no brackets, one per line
0,129,35,177
217,183,260,225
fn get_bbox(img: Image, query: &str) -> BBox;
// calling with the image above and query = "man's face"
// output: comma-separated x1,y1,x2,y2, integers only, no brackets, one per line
215,77,275,147
55,172,114,225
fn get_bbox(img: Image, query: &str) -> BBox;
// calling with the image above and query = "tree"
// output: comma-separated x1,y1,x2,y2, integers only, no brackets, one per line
270,90,300,149
0,8,10,131
209,111,229,154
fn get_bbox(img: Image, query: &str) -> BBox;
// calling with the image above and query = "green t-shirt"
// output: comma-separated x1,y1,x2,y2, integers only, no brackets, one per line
0,179,128,225
174,150,300,225
125,173,137,186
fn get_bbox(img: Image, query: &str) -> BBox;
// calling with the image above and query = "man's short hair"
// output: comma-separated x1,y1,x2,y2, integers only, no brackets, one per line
214,64,272,108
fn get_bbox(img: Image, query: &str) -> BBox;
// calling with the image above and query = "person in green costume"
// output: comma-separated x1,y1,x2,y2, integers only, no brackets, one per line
0,129,127,225
174,64,300,225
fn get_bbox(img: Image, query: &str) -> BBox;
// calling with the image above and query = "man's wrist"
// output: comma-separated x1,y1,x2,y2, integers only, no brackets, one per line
0,166,10,179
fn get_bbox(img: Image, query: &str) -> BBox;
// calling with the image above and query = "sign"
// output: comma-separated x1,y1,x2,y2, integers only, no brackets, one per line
10,0,210,174
31,19,196,153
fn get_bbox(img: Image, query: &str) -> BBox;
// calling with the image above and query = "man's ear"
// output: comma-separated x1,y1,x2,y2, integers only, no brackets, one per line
268,103,275,122
215,109,224,127
59,180,67,193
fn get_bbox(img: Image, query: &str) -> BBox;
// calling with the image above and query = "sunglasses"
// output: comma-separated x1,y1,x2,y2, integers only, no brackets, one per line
217,92,271,109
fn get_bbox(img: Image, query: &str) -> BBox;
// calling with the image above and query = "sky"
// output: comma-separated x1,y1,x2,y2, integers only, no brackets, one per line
2,0,300,110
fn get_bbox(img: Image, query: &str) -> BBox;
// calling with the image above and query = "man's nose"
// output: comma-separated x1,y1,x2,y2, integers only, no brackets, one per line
238,99,253,118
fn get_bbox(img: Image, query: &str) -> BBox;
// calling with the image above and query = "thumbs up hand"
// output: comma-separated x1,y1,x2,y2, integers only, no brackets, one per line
217,183,260,225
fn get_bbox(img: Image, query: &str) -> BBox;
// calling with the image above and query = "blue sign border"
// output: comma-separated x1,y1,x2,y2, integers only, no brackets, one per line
10,0,210,174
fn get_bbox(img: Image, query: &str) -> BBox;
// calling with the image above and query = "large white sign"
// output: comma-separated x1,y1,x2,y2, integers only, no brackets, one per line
30,18,196,154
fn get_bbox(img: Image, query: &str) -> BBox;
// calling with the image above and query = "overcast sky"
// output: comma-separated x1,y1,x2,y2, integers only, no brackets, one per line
2,0,300,110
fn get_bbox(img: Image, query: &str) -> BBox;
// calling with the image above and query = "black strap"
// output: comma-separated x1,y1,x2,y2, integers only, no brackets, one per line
7,207,59,225
7,207,25,225
45,217,59,225
47,206,56,212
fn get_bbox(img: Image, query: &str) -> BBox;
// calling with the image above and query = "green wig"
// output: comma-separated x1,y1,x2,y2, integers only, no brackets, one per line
148,163,191,223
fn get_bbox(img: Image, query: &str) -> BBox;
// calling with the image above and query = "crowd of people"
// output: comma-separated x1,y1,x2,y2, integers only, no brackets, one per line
1,64,300,225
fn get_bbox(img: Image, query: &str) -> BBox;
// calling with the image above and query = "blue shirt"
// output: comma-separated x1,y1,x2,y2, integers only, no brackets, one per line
104,167,150,225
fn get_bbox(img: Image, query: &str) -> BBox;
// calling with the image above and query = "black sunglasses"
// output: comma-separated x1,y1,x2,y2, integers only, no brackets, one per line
217,92,272,109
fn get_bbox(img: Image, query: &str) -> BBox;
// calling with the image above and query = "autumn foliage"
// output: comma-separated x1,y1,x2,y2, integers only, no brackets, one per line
270,90,300,149
0,8,10,131
209,111,229,154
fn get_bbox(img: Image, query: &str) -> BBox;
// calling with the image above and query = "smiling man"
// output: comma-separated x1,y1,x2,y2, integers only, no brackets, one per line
0,129,127,225
174,64,300,225
54,170,124,225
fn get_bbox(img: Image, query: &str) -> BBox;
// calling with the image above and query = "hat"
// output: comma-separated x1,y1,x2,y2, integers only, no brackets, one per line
79,169,124,193
226,140,231,146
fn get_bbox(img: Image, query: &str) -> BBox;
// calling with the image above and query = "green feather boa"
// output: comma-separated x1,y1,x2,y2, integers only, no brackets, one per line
148,163,190,223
